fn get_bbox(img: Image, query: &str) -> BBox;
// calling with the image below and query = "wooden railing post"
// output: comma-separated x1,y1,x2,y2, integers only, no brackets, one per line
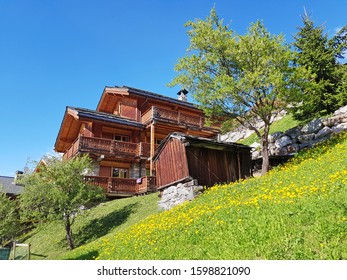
110,140,115,154
107,177,112,193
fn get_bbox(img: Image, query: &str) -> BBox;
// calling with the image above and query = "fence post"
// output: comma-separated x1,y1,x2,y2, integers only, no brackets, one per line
12,243,16,260
12,242,31,260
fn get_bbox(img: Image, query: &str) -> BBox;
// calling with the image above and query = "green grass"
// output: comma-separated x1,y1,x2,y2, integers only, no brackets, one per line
65,132,347,260
23,132,347,260
22,193,160,260
239,114,300,146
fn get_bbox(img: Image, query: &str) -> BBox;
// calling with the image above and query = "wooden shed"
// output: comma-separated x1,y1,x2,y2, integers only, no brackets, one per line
153,132,252,189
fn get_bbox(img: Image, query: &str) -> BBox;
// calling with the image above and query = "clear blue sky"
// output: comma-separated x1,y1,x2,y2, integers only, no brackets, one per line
0,0,346,176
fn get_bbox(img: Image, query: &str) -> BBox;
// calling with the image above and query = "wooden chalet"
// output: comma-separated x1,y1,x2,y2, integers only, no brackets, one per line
153,132,252,190
54,86,220,197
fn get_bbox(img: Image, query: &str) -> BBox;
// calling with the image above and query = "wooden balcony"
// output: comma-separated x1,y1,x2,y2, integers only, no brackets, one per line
85,175,156,196
63,136,152,160
142,106,207,128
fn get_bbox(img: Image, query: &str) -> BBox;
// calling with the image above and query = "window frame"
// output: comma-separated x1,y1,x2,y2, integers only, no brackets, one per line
113,134,130,142
112,167,129,178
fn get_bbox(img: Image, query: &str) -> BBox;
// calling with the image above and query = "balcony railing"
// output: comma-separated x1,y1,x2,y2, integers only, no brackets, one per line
63,136,152,160
141,106,205,128
85,175,156,196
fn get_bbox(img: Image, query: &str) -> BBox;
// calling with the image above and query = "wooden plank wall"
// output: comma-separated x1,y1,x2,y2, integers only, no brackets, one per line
121,98,138,121
154,138,189,187
185,146,251,187
239,150,252,180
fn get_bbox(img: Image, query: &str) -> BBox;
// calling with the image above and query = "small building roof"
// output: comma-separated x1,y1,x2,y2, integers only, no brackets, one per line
0,176,24,195
153,132,252,161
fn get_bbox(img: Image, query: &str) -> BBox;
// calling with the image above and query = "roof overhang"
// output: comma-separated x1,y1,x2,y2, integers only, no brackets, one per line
153,132,251,162
54,106,145,153
96,86,202,113
96,86,130,112
54,107,81,152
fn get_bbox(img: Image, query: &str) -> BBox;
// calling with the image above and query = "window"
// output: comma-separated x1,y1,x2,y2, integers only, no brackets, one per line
114,135,130,142
112,168,128,178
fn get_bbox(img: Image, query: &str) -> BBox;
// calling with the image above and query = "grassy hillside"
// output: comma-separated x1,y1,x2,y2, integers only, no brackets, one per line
22,193,160,260
63,132,347,260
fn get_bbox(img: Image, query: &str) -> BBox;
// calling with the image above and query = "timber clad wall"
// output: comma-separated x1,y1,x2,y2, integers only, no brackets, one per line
186,147,252,186
154,134,252,189
120,98,139,121
154,138,189,187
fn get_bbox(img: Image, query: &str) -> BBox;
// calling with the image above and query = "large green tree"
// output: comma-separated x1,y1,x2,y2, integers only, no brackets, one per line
0,190,20,246
20,155,105,250
170,9,310,175
292,13,347,121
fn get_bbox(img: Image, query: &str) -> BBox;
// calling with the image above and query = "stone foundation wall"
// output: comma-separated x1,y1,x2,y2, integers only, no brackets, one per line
130,163,140,178
130,162,147,178
158,179,204,211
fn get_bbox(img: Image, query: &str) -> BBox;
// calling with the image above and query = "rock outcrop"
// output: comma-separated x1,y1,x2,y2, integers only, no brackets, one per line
221,110,287,143
255,105,347,159
221,105,347,159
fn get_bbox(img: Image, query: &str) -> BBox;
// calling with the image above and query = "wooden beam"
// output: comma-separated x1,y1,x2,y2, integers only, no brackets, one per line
237,152,241,180
157,176,193,190
67,107,79,119
150,122,155,176
105,87,129,95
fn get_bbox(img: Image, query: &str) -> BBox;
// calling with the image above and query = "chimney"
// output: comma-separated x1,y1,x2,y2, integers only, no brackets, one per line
177,89,188,102
14,170,24,185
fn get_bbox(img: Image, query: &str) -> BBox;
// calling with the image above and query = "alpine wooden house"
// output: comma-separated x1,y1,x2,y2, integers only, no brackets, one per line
153,132,252,189
54,86,221,197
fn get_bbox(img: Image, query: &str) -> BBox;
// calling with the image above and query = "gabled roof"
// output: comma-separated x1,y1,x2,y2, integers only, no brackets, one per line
0,176,24,195
97,86,201,112
153,132,252,161
34,155,57,173
124,86,198,109
54,106,145,152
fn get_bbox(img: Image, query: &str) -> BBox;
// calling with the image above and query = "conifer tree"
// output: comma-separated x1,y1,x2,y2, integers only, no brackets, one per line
293,13,347,121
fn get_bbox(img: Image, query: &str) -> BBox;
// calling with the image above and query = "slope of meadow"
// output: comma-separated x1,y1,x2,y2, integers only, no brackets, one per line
22,193,160,260
65,132,347,260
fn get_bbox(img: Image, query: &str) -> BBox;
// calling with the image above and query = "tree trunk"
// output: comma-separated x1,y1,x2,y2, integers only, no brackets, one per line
65,218,74,250
261,125,270,175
